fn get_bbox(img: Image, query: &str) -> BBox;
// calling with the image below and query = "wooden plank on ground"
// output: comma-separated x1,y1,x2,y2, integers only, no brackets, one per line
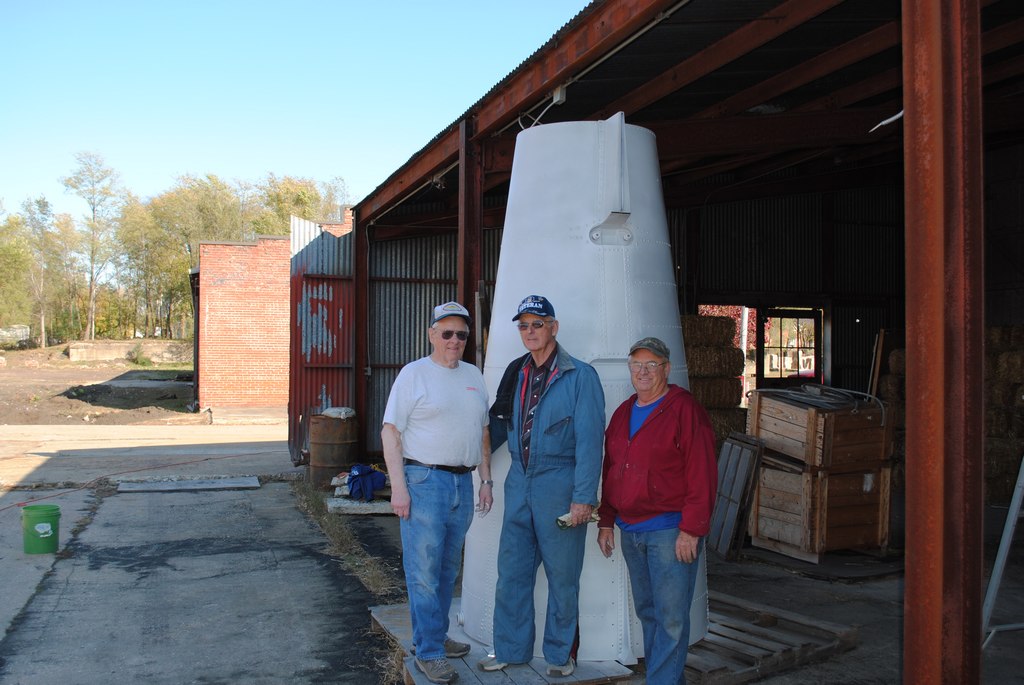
375,593,856,685
684,591,857,684
373,599,634,685
117,477,261,492
327,497,394,515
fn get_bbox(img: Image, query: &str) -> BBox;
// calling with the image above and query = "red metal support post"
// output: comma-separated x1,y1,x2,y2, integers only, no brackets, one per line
458,118,484,366
352,211,370,456
902,0,985,682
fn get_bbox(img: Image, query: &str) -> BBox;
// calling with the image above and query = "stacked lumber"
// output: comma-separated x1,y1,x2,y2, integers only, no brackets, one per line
682,315,747,449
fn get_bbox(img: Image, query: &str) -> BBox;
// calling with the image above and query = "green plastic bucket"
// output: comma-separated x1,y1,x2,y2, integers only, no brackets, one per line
22,504,61,554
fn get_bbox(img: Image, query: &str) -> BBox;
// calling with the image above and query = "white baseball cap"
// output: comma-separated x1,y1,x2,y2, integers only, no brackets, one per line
431,301,471,325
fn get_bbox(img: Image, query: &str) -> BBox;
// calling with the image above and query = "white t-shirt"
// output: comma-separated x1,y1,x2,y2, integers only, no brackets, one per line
382,356,488,467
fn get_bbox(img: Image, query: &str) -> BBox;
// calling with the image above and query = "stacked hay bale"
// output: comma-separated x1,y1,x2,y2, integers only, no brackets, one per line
986,325,1024,503
682,315,747,451
878,326,1024,504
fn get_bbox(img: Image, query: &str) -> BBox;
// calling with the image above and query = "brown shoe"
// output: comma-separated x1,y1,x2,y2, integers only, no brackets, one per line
411,638,472,659
416,656,457,684
444,638,471,658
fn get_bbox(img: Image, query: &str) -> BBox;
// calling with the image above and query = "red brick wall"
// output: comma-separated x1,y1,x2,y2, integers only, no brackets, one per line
197,236,290,408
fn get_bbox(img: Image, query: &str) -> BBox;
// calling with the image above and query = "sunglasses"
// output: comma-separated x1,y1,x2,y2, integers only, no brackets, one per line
440,329,469,341
516,320,550,331
628,361,667,373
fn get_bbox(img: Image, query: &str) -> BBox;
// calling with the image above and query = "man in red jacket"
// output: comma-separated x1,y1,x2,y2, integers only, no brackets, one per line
597,336,718,685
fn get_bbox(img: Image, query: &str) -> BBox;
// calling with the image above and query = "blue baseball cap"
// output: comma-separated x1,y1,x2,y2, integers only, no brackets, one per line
512,295,556,321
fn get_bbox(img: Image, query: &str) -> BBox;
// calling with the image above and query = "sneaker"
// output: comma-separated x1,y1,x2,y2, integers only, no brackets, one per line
477,655,509,672
415,656,457,684
546,658,575,677
444,638,471,658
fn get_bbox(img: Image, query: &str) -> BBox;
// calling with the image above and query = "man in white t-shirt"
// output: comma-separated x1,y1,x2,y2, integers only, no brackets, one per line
381,301,493,685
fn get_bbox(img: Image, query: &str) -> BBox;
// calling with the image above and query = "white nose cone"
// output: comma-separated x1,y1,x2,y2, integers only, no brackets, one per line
462,113,709,663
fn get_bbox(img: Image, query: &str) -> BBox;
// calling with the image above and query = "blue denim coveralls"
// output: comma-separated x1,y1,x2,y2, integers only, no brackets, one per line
488,344,605,665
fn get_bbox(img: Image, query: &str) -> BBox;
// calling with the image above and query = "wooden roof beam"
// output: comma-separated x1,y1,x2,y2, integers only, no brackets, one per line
595,0,844,120
470,0,683,138
649,107,901,158
697,21,901,120
355,0,682,225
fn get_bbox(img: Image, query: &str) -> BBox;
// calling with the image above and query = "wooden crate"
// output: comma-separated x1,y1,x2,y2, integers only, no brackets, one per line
748,454,892,563
746,391,893,472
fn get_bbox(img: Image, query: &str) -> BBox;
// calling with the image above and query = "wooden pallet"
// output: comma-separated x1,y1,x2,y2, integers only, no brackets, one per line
370,591,857,685
686,591,858,684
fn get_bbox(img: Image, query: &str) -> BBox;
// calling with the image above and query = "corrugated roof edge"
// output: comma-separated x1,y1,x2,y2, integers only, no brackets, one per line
353,1,599,207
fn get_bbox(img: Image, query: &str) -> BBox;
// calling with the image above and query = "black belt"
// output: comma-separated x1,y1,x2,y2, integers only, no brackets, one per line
404,458,476,474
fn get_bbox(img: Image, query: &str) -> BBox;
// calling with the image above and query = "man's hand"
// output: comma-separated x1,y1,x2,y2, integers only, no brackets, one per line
475,482,494,516
676,530,699,563
391,489,411,520
597,528,615,557
568,502,594,527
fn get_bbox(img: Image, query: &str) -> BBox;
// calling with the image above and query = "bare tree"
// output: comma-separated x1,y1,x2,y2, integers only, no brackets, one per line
61,152,120,340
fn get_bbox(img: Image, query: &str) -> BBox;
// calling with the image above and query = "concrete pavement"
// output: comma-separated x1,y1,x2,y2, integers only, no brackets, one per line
0,424,298,487
2,421,1023,683
0,423,388,684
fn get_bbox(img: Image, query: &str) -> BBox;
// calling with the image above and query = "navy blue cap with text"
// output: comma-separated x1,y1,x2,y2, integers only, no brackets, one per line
512,295,556,321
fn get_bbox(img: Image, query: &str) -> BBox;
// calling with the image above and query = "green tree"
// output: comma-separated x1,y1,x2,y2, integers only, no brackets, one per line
119,195,186,337
49,213,84,342
251,174,323,234
0,213,32,328
61,152,121,340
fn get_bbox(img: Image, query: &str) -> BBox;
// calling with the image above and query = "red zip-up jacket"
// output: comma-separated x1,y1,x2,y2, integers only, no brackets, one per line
598,385,718,537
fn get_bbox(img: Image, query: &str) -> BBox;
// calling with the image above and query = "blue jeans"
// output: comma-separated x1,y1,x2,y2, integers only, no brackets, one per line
619,527,701,685
493,458,586,665
400,466,474,660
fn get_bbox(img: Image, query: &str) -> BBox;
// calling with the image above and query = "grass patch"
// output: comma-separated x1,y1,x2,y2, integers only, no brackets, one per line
292,479,403,597
127,343,153,366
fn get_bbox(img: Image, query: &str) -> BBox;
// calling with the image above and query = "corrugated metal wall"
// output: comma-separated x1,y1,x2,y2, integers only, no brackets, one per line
678,186,903,392
986,144,1024,326
830,304,889,392
832,186,904,296
288,216,355,465
697,195,823,294
365,232,459,453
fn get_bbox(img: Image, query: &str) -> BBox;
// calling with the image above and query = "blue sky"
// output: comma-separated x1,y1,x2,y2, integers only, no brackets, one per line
1,1,588,219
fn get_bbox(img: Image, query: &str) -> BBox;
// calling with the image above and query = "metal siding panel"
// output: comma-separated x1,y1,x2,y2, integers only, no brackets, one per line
832,187,904,296
288,217,355,464
366,368,400,454
831,304,888,392
696,195,822,294
365,233,459,455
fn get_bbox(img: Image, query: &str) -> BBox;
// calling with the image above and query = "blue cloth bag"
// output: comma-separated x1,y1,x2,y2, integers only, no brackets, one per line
347,463,386,501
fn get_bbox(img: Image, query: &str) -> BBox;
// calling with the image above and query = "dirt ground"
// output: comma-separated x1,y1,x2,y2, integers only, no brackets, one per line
0,346,208,426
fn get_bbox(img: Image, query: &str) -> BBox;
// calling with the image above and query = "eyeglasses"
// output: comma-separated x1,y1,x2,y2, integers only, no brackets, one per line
628,361,667,373
516,320,550,331
439,330,469,341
